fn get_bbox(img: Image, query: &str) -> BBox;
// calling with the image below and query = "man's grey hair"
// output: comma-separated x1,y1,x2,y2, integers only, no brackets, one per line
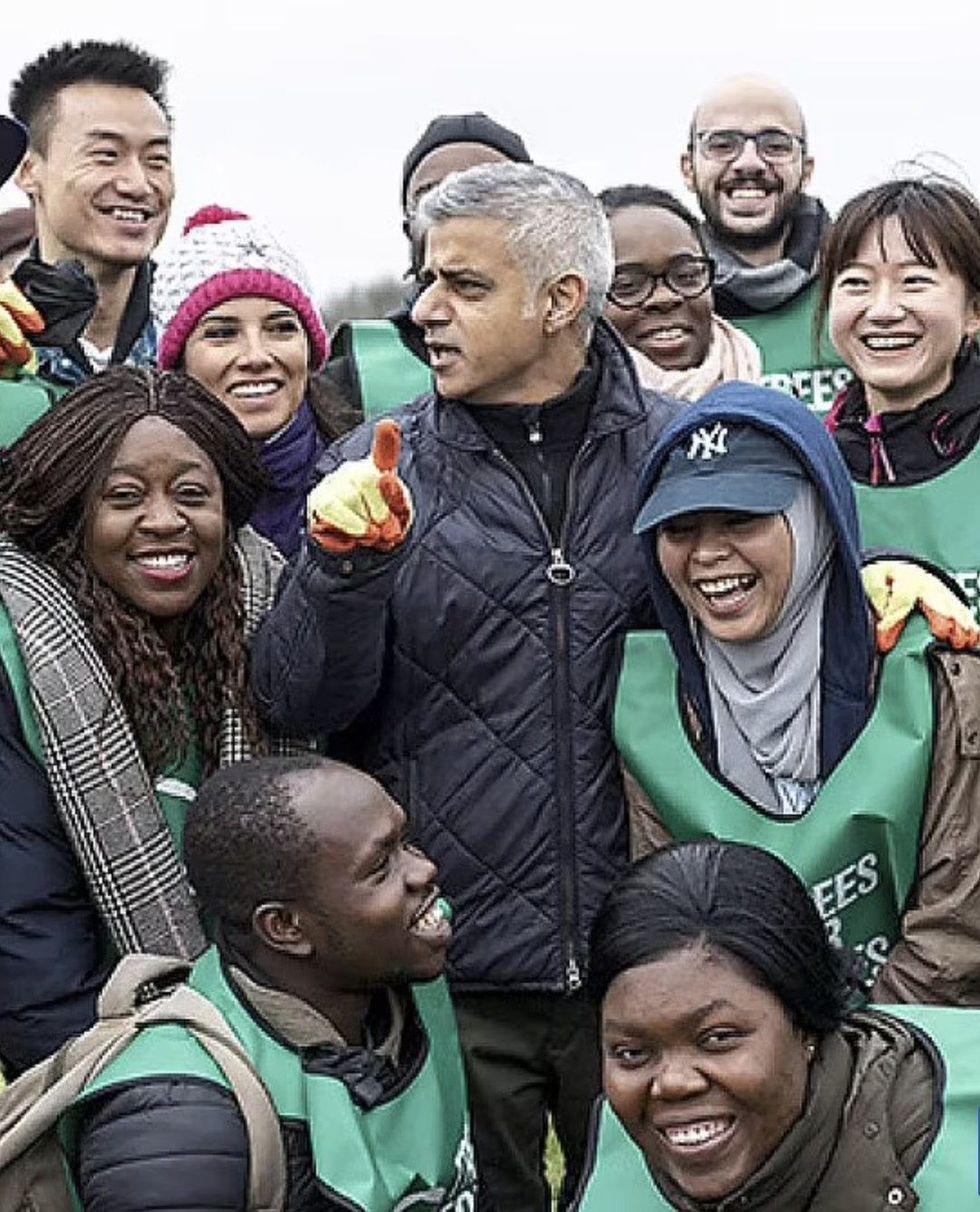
416,162,614,333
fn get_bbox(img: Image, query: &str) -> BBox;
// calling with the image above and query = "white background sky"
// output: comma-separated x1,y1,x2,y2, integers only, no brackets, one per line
1,0,976,302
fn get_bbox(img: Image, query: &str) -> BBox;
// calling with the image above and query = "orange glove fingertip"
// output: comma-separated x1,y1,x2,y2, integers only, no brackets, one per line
371,419,402,473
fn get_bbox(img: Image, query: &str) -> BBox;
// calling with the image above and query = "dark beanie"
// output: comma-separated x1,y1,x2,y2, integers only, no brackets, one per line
401,112,531,208
0,115,27,187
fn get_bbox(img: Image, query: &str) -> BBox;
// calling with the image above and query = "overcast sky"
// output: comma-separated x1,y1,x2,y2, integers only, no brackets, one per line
2,0,975,304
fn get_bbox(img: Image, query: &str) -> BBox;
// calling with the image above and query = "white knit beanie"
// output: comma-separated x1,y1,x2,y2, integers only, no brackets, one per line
152,205,329,370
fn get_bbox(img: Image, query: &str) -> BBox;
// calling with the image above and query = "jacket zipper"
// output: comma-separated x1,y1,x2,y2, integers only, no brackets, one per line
488,442,589,993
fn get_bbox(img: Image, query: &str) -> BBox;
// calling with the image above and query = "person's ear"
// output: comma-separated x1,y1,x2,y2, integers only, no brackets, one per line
252,902,313,957
680,150,696,194
543,273,587,335
800,153,815,192
16,151,40,202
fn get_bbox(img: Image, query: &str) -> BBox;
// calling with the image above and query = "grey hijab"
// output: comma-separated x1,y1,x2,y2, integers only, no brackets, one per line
697,483,836,815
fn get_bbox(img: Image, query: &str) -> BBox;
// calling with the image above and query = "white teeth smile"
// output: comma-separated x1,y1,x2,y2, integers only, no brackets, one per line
136,553,190,569
862,336,918,350
110,207,150,223
411,896,449,936
663,1118,731,1147
697,574,755,598
229,381,281,397
728,188,767,199
649,328,686,343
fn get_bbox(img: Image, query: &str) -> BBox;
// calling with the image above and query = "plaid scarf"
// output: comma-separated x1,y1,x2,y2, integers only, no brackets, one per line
0,526,285,960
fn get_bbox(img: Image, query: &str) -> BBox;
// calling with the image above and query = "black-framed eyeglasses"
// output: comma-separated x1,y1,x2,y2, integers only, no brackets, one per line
607,255,715,309
695,129,806,164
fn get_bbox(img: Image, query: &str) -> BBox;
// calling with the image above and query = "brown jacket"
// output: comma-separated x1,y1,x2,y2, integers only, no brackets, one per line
625,647,980,1006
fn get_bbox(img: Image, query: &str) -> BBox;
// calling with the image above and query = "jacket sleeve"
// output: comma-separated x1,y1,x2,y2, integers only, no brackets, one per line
873,649,980,1005
622,763,672,859
0,664,111,1076
250,530,406,738
77,1079,249,1212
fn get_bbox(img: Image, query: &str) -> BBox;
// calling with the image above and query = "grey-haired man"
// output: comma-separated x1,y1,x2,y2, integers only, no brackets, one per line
253,162,678,1210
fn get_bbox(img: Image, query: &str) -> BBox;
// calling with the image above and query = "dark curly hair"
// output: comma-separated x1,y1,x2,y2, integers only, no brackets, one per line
0,367,266,776
10,40,170,153
589,840,862,1036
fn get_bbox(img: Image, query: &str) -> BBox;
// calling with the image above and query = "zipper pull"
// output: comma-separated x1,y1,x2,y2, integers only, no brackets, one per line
566,954,582,992
528,419,543,444
546,548,575,585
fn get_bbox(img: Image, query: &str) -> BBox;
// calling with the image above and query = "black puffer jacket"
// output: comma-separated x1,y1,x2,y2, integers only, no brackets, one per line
252,323,677,992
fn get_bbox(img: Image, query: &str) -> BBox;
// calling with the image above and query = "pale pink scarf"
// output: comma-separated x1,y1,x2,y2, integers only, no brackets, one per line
630,314,762,401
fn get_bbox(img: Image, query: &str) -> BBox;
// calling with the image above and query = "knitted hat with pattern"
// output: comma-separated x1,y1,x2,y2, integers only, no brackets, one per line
152,205,329,370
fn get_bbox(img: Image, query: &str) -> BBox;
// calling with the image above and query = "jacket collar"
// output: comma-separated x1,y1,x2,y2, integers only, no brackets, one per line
428,320,649,452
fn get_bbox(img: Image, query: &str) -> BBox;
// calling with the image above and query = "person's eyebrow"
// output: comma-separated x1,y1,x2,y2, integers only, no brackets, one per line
603,998,736,1035
106,459,207,478
355,821,404,874
84,129,171,148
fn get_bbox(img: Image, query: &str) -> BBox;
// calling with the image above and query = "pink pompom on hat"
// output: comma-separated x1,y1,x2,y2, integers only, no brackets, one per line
152,205,330,371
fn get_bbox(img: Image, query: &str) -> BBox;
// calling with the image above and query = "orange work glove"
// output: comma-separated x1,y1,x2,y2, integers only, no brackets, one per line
861,560,980,653
308,419,413,554
0,280,44,376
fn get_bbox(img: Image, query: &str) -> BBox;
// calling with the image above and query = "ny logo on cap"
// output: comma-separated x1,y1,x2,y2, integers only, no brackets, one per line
686,423,728,461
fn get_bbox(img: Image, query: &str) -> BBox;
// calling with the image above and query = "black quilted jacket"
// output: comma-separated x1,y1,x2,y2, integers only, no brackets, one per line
252,323,677,992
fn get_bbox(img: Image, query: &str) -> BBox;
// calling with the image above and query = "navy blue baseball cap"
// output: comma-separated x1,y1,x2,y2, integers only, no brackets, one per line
0,116,27,188
634,421,804,534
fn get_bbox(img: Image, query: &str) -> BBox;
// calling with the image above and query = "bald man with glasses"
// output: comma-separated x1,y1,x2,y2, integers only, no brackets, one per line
681,75,850,413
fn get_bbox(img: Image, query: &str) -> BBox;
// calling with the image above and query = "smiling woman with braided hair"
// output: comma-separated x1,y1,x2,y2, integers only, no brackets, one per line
0,365,291,1077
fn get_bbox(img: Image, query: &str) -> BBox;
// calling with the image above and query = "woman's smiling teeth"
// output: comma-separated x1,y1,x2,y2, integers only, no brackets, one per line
696,574,756,600
228,381,282,398
861,335,919,350
648,328,687,345
661,1117,733,1148
135,553,191,569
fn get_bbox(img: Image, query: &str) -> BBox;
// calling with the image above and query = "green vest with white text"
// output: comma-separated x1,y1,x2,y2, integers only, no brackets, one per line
575,1004,980,1210
72,946,475,1212
730,281,851,415
614,617,934,976
853,434,980,621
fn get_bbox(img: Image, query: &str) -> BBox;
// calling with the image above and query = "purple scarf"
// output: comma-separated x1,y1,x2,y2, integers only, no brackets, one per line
251,399,325,558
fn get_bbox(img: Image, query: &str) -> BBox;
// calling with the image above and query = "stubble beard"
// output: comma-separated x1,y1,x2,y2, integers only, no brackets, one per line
699,179,800,257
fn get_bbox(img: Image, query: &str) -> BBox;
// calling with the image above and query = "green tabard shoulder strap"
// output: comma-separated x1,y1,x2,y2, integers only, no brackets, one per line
874,1004,980,1208
0,373,60,448
346,320,433,419
729,281,851,414
575,1101,673,1210
0,599,44,763
853,438,980,620
577,1006,980,1210
78,947,475,1212
0,598,200,855
615,617,934,978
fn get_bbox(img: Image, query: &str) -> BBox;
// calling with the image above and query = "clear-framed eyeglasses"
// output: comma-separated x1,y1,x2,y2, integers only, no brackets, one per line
695,128,806,164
